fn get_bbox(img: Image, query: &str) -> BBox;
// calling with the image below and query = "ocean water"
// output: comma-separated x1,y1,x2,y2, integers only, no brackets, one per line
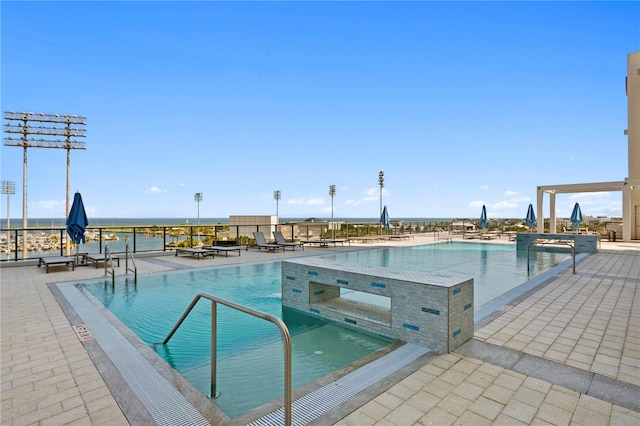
4,217,455,228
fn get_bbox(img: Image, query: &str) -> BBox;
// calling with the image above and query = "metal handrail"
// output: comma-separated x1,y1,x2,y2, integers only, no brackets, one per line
124,243,137,282
163,293,292,426
434,228,452,242
527,239,575,276
104,245,116,285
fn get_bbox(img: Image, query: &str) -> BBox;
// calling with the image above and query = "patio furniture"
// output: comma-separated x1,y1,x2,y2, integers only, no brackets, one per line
38,256,75,273
249,232,285,252
202,245,244,256
273,231,304,251
86,254,120,268
175,248,214,259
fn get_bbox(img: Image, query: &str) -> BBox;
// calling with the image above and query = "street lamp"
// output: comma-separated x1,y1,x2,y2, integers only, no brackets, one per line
378,171,384,216
329,185,336,239
274,190,281,224
194,192,203,225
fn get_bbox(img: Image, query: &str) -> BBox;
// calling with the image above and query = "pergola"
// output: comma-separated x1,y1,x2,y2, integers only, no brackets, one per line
535,51,640,241
536,180,638,240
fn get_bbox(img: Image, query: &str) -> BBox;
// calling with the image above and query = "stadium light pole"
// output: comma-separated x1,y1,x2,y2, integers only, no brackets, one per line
329,185,336,239
378,171,384,216
194,192,203,225
3,112,86,258
2,180,15,251
273,190,281,224
194,192,203,244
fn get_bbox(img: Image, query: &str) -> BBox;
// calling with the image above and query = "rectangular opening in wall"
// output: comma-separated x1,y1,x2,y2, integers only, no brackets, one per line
309,286,391,328
341,288,391,309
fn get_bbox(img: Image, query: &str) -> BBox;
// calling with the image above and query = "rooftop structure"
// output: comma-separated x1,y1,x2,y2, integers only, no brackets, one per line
536,51,640,241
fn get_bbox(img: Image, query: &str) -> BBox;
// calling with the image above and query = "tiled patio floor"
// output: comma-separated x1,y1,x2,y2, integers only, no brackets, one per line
1,237,638,425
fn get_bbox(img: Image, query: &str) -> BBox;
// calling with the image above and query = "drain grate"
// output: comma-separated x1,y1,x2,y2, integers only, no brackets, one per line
58,283,210,426
249,343,429,426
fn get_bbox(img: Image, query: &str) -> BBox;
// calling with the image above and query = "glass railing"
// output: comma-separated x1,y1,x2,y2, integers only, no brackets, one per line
0,220,452,262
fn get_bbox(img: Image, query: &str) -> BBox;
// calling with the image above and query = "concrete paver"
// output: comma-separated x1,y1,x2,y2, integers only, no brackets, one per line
1,236,639,425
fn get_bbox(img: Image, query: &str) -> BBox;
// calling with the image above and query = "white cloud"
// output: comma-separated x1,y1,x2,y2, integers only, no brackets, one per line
287,198,305,205
364,187,378,197
359,187,386,203
481,185,489,190
146,186,167,194
504,190,518,196
493,200,518,209
31,199,65,216
307,197,325,206
468,200,485,208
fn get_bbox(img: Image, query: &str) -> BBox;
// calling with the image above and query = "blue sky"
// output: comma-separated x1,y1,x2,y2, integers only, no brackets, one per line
1,1,638,221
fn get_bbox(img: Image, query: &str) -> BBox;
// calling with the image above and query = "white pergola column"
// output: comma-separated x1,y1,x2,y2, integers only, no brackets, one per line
536,187,544,234
549,193,556,233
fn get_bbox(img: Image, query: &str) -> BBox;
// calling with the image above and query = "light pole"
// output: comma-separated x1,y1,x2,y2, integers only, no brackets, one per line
2,180,15,252
378,171,384,216
273,190,281,224
4,112,86,258
329,185,336,239
194,192,203,225
194,192,203,245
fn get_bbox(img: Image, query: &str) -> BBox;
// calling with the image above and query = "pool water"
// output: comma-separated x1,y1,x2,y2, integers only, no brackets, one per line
82,242,569,418
83,262,392,418
321,242,570,305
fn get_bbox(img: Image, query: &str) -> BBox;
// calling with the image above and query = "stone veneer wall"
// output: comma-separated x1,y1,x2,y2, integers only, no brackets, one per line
281,258,474,353
516,233,598,253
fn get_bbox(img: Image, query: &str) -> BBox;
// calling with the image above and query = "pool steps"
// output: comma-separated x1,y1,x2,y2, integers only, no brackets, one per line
248,343,429,425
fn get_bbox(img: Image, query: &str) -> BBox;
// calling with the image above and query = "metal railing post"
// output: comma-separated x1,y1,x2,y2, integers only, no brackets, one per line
528,240,575,276
210,301,218,398
163,293,292,426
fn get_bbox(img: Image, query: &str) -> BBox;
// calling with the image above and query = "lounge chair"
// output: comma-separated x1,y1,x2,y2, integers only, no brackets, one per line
273,231,304,250
175,248,213,259
87,253,120,268
202,245,244,256
249,232,285,252
301,238,350,248
38,256,75,273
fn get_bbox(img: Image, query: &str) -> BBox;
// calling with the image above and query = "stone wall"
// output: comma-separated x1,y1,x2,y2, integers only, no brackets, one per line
281,258,474,353
516,233,598,253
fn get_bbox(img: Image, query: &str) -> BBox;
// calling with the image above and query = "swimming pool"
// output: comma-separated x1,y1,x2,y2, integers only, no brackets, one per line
82,242,570,418
321,242,570,306
83,261,392,418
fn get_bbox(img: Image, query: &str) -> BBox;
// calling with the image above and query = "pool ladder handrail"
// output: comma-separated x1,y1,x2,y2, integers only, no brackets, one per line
124,243,137,282
104,244,137,285
527,239,575,276
163,292,292,426
104,245,117,284
434,228,452,242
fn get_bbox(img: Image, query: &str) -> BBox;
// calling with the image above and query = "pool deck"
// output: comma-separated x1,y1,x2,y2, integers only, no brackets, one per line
1,235,639,425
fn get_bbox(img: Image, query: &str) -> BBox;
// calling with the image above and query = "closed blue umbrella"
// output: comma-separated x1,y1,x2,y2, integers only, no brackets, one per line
380,205,390,231
525,203,536,230
480,205,488,229
570,202,583,231
66,192,89,244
